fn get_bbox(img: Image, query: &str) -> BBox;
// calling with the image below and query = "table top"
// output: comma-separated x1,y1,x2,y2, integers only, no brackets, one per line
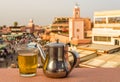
0,68,120,82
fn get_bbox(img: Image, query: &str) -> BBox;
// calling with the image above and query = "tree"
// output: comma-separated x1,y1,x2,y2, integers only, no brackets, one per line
3,25,6,28
14,21,18,27
0,26,3,30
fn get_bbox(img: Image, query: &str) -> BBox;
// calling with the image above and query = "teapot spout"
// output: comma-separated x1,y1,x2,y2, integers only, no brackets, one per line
37,44,46,64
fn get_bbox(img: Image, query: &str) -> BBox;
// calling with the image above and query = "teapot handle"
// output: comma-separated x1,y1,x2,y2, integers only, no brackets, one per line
67,50,80,74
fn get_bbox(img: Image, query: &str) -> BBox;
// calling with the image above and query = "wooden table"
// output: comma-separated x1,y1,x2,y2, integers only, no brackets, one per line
0,68,120,82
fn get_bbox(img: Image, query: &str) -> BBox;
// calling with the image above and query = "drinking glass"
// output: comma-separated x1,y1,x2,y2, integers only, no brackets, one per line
17,47,38,77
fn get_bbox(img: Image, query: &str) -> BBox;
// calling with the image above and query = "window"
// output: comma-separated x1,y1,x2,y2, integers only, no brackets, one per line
76,29,79,32
108,17,120,24
95,18,106,24
94,36,111,42
76,12,78,15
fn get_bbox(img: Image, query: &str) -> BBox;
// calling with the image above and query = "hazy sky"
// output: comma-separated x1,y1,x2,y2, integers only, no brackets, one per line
0,0,120,26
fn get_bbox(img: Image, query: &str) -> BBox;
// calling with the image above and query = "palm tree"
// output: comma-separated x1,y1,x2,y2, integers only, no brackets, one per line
0,26,3,30
3,25,6,28
14,21,18,27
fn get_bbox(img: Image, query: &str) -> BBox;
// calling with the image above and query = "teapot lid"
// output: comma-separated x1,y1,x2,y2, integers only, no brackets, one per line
46,39,65,48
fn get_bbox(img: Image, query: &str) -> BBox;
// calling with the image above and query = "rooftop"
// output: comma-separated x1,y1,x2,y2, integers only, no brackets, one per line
78,44,120,51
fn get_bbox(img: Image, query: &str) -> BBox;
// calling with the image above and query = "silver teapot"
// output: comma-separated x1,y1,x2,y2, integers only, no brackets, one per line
37,40,79,78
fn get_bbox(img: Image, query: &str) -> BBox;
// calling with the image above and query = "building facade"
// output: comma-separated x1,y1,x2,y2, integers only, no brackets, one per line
51,17,69,33
94,10,120,29
92,10,120,45
10,26,22,34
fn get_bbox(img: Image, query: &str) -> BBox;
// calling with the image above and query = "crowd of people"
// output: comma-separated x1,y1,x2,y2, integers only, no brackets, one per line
0,33,36,68
0,33,74,68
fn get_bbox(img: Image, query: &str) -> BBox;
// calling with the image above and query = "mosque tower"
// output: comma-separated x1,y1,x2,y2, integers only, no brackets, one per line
73,3,80,18
27,19,35,33
69,3,84,41
28,19,34,27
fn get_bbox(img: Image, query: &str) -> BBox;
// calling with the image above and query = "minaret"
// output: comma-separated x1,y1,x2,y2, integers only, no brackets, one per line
69,3,84,41
28,19,34,27
27,19,35,33
73,3,80,18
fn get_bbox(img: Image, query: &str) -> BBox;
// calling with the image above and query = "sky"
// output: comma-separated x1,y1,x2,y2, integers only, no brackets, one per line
0,0,120,26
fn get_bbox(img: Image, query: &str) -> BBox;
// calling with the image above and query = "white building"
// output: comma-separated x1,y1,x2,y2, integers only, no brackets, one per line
92,28,120,45
92,10,120,45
